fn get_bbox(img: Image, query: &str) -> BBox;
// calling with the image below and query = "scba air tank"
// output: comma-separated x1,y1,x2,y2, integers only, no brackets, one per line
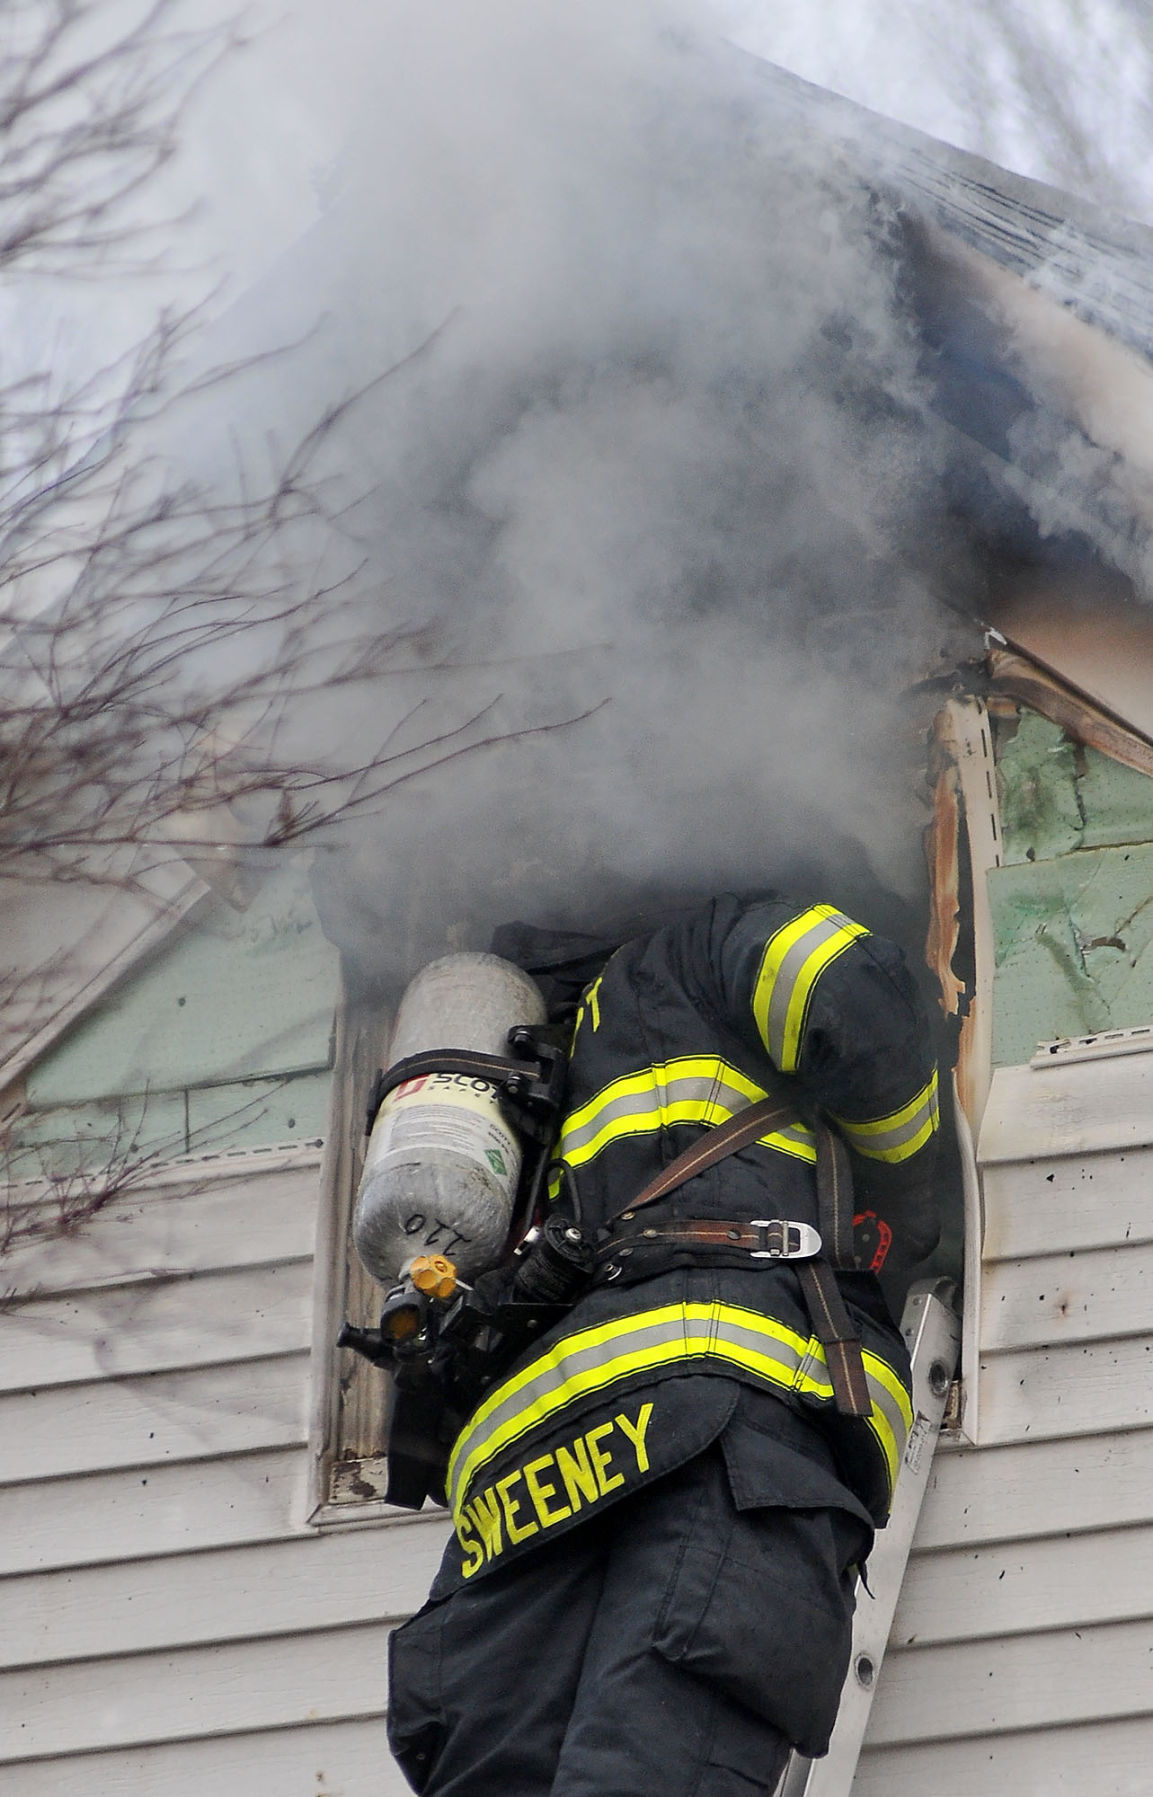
353,953,547,1286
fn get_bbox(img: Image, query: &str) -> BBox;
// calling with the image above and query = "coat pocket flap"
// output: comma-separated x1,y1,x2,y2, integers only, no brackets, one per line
721,1419,874,1532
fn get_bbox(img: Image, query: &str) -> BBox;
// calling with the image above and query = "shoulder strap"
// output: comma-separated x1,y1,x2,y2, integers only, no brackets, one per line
609,1095,799,1222
601,1089,874,1420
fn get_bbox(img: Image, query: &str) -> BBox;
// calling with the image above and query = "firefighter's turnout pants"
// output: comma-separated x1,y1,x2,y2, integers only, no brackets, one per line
388,1385,872,1797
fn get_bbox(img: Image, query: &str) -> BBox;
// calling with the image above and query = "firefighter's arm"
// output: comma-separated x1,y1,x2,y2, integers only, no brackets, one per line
704,896,941,1270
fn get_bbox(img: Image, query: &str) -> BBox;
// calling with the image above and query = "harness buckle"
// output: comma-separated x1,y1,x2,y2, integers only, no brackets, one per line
748,1219,823,1260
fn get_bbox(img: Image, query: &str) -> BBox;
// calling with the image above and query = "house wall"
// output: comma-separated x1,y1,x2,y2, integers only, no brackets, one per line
0,1155,451,1796
855,699,1153,1796
0,868,454,1795
6,867,338,1178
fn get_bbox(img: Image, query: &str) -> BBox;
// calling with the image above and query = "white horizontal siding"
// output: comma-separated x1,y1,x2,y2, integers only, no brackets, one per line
0,1158,442,1795
0,1719,411,1797
0,1352,310,1487
979,1053,1153,1164
1,1167,319,1296
892,1521,1153,1646
868,1617,1153,1745
856,1713,1153,1797
2,1520,450,1667
0,1260,313,1390
980,1239,1153,1350
916,1426,1153,1547
1,1620,397,1761
980,1149,1153,1259
0,1448,309,1575
976,1332,1153,1443
859,1059,1153,1787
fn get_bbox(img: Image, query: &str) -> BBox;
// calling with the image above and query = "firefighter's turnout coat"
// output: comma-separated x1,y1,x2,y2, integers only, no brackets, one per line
438,894,939,1588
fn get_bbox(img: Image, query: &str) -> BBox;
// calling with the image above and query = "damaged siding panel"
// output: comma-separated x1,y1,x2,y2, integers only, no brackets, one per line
26,873,338,1106
996,707,1153,864
988,646,1153,782
986,676,1153,1068
6,1071,331,1176
989,842,1153,1067
887,668,1153,1790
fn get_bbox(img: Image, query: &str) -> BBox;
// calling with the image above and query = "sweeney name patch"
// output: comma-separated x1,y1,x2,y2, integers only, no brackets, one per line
456,1401,654,1577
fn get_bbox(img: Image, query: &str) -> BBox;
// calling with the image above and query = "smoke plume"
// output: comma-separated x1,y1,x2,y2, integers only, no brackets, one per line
183,0,990,980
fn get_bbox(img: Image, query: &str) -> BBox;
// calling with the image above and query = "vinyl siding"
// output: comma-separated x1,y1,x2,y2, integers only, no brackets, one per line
0,1158,452,1794
856,1048,1153,1792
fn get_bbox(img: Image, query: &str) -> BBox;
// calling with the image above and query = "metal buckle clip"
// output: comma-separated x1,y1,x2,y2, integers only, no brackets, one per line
749,1220,823,1260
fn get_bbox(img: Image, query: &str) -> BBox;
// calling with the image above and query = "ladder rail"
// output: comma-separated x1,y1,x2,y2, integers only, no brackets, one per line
777,1277,961,1797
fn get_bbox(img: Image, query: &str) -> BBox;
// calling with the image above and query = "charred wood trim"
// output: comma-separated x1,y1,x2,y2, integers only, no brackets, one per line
988,647,1153,777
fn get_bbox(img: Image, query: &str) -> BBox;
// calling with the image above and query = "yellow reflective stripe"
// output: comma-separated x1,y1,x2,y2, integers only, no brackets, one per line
561,1056,765,1169
832,1072,940,1164
755,1125,817,1165
860,1348,915,1494
446,1300,909,1520
866,1415,899,1495
865,1345,915,1432
752,906,869,1073
586,976,603,1032
564,1056,763,1138
447,1302,824,1515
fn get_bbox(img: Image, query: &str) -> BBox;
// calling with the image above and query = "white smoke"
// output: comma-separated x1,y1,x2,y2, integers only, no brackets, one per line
71,0,1153,977
167,0,981,976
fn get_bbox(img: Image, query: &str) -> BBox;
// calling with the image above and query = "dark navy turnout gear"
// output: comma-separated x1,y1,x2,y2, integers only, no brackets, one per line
388,894,939,1790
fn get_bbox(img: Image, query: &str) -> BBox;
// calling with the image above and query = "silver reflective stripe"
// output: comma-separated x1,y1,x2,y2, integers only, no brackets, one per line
864,1368,909,1469
446,1299,911,1519
561,1067,752,1164
833,1074,940,1164
771,1121,820,1162
560,1057,795,1169
446,1303,820,1516
763,910,865,1071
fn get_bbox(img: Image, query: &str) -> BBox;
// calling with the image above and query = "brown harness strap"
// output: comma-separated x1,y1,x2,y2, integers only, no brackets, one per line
795,1259,874,1417
598,1090,874,1419
607,1096,799,1223
816,1123,856,1270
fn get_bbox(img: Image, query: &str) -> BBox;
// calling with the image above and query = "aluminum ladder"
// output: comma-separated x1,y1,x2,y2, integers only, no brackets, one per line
777,1277,961,1797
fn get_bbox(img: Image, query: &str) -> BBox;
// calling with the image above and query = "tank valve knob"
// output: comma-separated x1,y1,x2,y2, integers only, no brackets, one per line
409,1255,459,1301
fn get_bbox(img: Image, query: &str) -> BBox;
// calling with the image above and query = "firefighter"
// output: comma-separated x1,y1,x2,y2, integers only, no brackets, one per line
387,893,940,1795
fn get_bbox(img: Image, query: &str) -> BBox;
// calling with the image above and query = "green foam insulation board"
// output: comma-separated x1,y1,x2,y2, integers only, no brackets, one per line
27,867,339,1106
6,1071,332,1180
998,710,1153,865
990,840,1153,1064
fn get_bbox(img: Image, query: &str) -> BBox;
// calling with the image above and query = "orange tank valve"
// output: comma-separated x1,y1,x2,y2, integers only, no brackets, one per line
409,1255,458,1301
